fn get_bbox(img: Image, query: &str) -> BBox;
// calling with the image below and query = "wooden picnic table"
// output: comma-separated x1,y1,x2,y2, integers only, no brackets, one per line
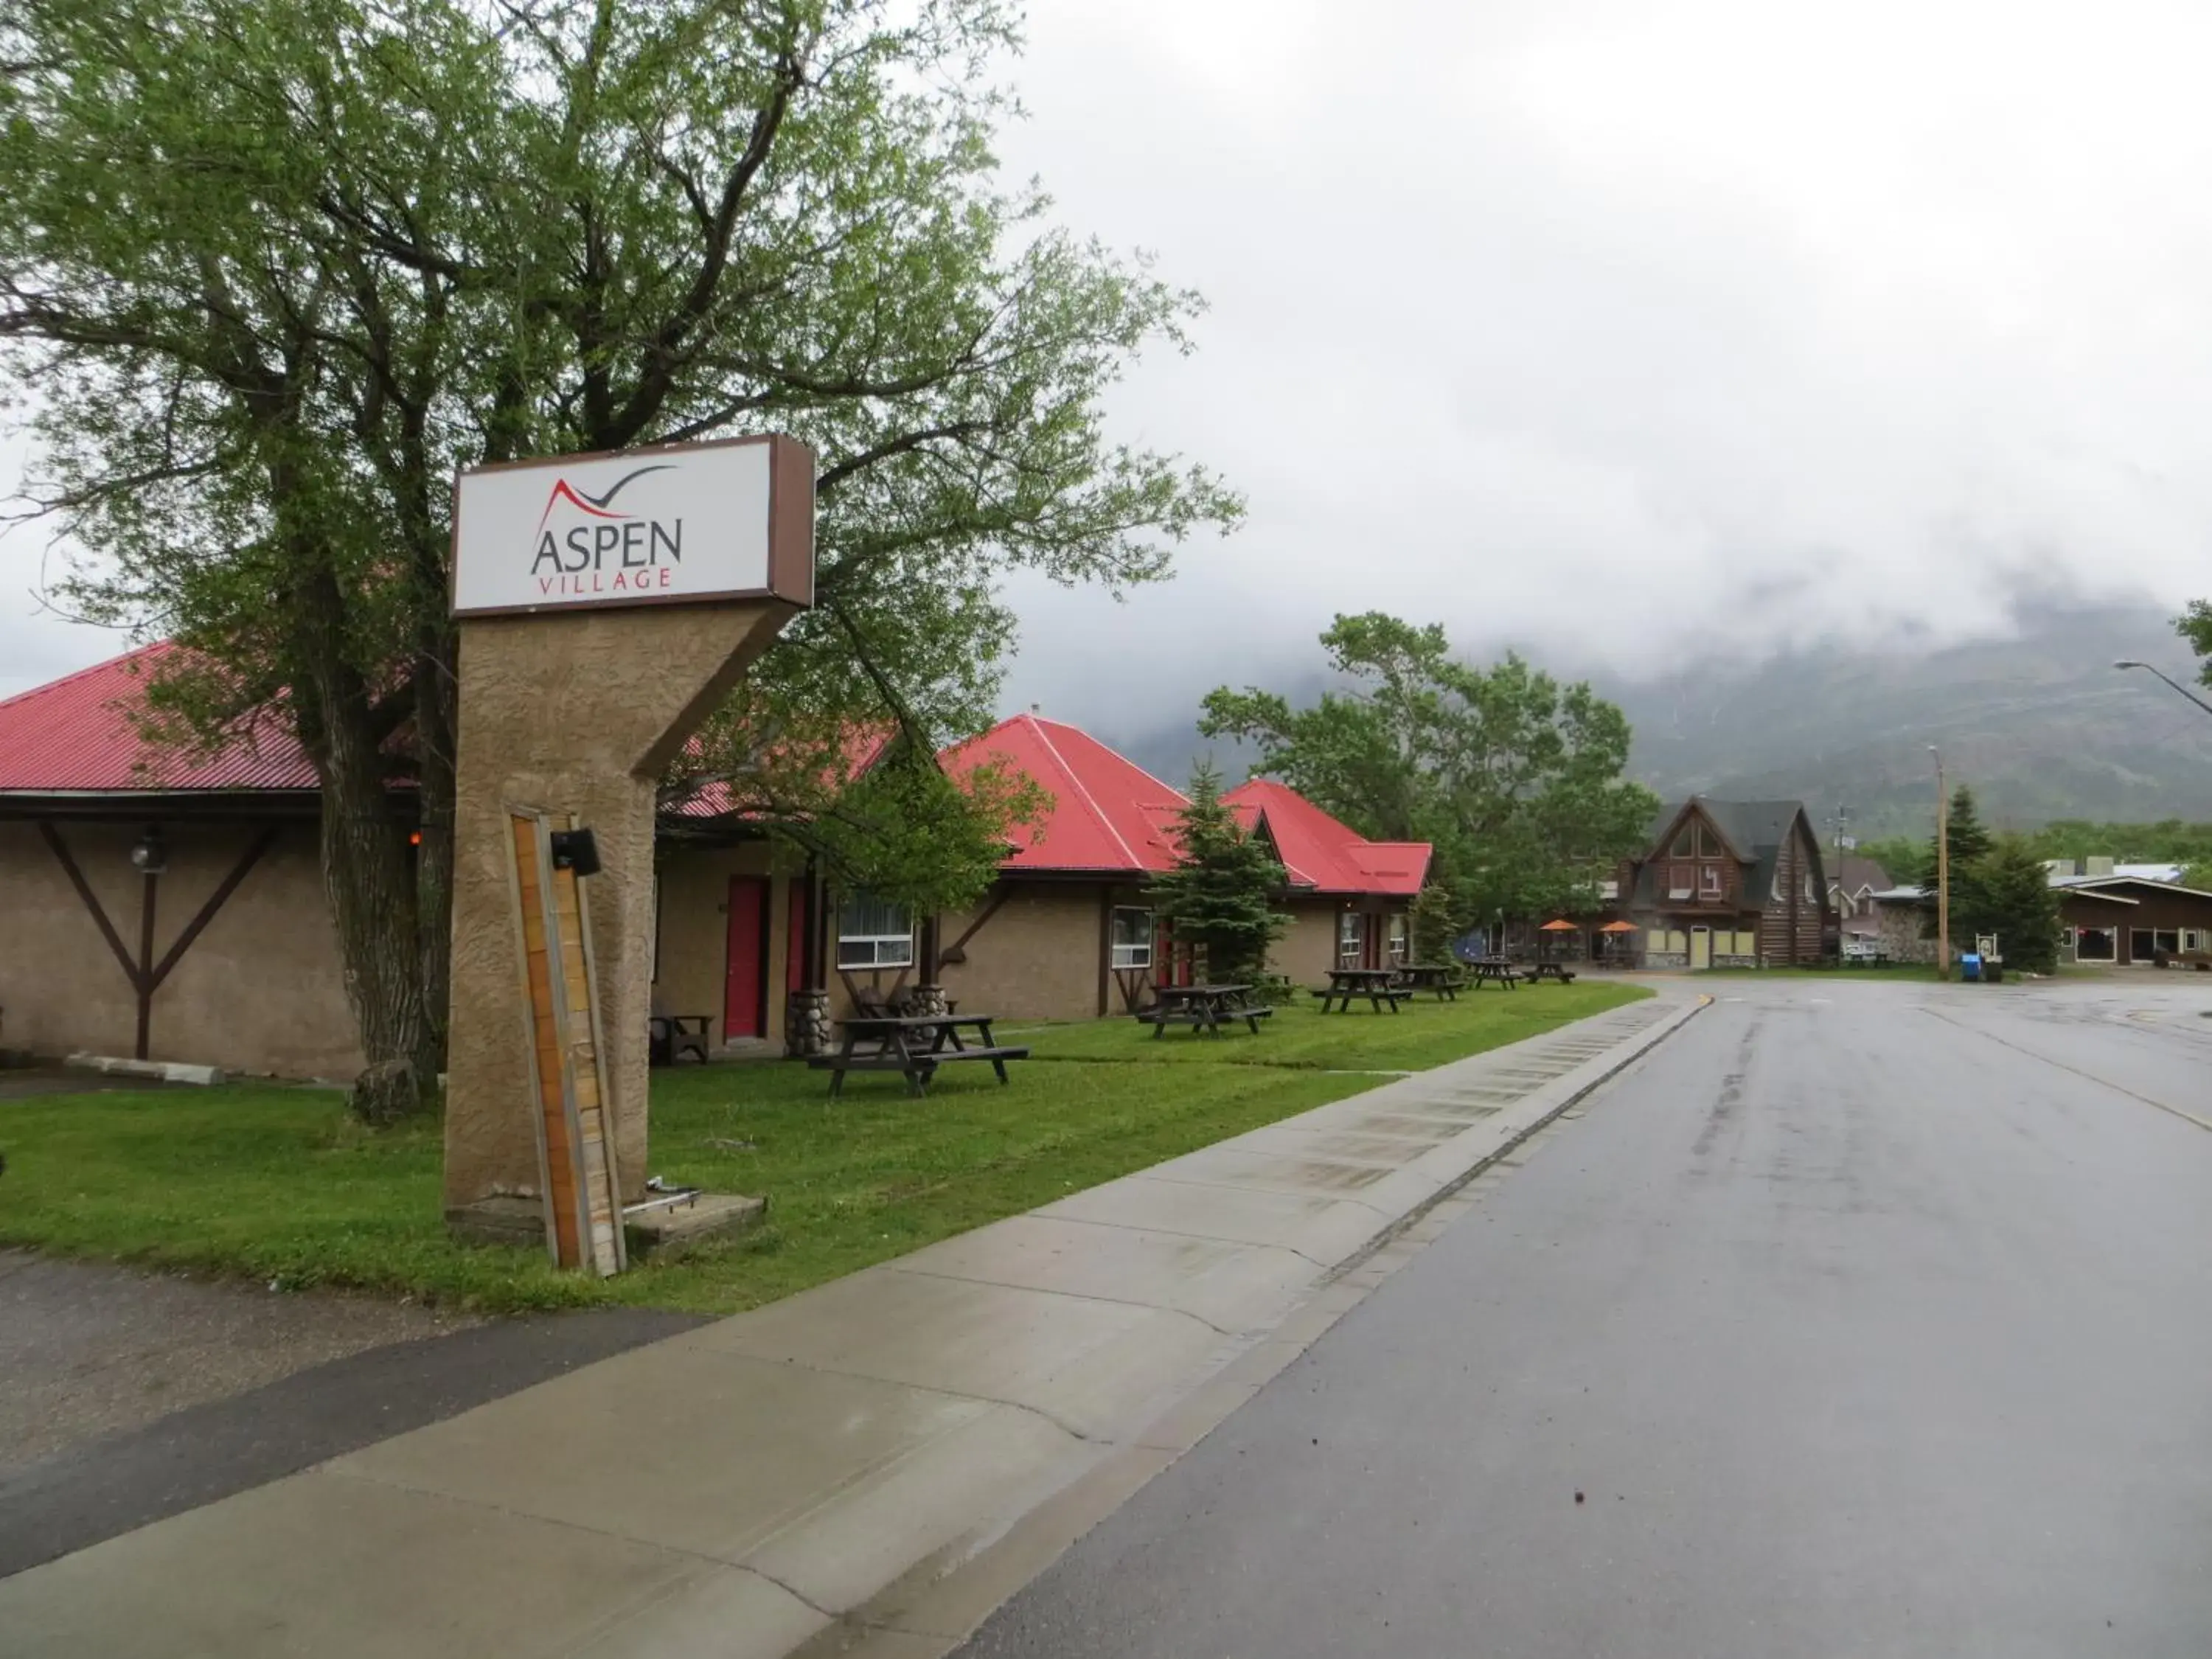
809,1012,1029,1097
1137,984,1273,1037
1465,957,1521,990
647,1013,712,1066
1521,961,1578,985
1394,963,1464,1001
1313,966,1407,1013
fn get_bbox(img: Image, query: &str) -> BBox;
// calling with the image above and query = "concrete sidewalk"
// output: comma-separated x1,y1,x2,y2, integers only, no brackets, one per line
0,989,1701,1659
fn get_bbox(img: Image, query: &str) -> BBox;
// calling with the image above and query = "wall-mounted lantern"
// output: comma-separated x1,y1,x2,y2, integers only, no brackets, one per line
129,826,168,876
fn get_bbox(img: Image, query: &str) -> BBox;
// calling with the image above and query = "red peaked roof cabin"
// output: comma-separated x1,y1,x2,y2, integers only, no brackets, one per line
0,647,1432,1074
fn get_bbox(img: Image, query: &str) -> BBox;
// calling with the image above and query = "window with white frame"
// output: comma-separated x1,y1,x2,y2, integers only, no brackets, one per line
1698,863,1723,900
1338,910,1367,965
1386,912,1409,961
836,891,914,969
1110,906,1154,970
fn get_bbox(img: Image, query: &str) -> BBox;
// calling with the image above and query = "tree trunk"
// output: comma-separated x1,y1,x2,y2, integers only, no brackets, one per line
319,745,436,1123
412,633,459,1083
291,567,439,1123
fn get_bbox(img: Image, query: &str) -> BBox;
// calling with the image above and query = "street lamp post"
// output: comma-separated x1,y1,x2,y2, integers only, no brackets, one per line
1929,745,1949,979
2112,659,2212,720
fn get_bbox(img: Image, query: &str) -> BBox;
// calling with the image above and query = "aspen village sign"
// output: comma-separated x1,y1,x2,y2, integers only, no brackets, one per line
442,432,813,1270
452,434,814,616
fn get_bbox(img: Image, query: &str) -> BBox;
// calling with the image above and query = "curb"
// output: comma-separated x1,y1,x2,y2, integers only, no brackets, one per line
793,992,1711,1659
1327,991,1711,1279
63,1054,226,1086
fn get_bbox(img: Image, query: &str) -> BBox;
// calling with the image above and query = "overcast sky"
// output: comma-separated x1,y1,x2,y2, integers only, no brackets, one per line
8,0,2212,720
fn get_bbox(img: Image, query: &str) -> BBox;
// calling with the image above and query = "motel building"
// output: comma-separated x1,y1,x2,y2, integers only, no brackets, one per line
0,646,1427,1079
2048,861,2212,966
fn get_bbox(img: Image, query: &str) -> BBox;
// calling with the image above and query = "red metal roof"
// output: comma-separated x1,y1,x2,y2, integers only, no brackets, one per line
0,642,319,795
939,714,1190,874
664,727,896,821
0,650,1430,904
1222,778,1431,897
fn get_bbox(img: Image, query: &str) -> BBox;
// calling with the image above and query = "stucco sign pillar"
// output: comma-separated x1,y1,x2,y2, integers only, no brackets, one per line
442,435,813,1239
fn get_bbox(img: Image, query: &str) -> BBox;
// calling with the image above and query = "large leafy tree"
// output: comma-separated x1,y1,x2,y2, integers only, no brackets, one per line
1150,763,1285,985
2180,601,2212,686
1200,613,1658,922
1,0,1238,1118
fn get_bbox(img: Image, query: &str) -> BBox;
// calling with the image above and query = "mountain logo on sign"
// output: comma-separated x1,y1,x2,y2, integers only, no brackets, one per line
529,462,687,595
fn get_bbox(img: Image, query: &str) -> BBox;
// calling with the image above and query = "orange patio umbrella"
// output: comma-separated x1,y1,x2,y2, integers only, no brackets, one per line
1538,919,1579,932
1598,920,1638,933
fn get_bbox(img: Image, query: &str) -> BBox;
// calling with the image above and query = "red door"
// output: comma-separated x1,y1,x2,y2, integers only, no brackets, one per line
725,876,770,1040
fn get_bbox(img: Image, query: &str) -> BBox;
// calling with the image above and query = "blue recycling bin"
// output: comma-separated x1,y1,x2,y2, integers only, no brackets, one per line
1958,953,1982,982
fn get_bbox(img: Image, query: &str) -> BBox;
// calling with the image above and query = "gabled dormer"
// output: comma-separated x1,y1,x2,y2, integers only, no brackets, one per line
1646,799,1748,907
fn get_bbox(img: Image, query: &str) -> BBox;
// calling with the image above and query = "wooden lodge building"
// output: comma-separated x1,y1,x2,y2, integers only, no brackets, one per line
1610,797,1834,969
0,648,1428,1079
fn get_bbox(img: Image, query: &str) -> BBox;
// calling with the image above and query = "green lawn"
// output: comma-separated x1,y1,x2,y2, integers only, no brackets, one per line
0,981,1646,1317
1018,981,1645,1071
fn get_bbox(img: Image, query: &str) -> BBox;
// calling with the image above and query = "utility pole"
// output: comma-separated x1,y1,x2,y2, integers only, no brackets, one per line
1930,746,1949,978
1827,805,1850,959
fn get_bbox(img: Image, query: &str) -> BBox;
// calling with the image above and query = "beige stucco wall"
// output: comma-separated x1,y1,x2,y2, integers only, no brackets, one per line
653,841,796,1051
443,599,794,1211
935,881,1112,1022
0,817,360,1078
1270,900,1343,987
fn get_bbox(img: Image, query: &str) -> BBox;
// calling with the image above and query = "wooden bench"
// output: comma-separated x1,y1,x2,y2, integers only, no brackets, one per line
1135,984,1273,1036
1137,1004,1275,1036
1465,959,1520,990
1521,962,1577,985
809,1013,1027,1097
1314,968,1407,1013
648,1013,712,1065
1395,964,1464,1001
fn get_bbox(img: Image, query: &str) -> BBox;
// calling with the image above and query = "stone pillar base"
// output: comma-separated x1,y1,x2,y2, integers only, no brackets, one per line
625,1192,768,1258
447,1190,768,1258
445,1195,549,1250
785,987,832,1057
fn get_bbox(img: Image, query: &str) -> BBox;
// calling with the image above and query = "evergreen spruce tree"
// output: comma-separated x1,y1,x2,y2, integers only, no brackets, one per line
1410,881,1464,967
1954,836,2063,973
1152,764,1287,984
1920,784,1994,939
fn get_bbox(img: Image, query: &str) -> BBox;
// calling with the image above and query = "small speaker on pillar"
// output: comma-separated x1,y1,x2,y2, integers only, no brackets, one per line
549,827,601,877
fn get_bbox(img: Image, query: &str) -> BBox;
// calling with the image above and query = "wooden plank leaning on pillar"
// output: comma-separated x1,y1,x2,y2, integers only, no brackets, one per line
504,808,625,1276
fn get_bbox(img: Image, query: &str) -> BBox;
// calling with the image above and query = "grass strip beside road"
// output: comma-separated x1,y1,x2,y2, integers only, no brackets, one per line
1022,982,1645,1069
0,982,1647,1316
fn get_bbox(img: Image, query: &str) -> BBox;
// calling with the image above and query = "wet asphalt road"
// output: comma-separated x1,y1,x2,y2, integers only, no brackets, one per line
957,978,2212,1659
